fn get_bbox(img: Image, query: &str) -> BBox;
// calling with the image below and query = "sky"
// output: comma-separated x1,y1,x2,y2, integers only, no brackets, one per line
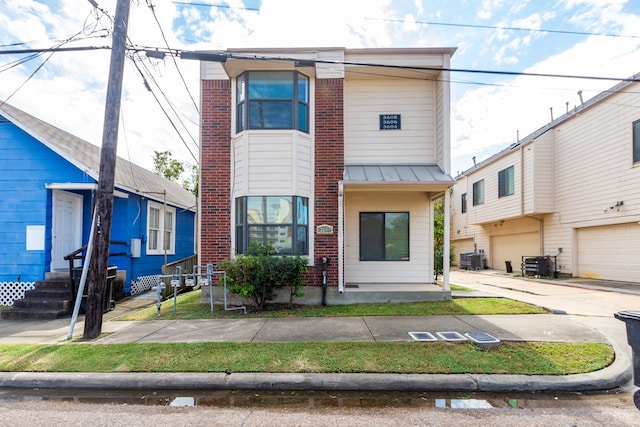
1,0,639,178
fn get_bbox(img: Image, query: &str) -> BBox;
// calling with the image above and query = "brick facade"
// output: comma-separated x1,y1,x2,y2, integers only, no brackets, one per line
199,77,344,287
308,78,344,287
200,79,232,265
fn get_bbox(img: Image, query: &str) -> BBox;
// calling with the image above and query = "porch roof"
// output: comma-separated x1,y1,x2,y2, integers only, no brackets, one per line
343,164,454,191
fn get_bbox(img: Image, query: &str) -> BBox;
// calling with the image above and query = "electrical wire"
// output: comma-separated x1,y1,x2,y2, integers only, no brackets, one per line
172,1,260,12
367,17,640,40
145,0,199,114
129,54,199,163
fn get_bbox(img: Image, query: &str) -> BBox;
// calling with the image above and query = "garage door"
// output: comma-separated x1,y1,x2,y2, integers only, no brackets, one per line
577,223,640,282
453,238,475,266
491,233,540,270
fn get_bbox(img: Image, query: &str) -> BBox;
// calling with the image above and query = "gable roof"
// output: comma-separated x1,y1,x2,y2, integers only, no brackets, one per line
0,102,196,210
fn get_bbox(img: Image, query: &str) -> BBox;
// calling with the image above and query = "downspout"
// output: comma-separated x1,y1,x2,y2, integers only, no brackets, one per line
520,145,525,216
338,181,344,293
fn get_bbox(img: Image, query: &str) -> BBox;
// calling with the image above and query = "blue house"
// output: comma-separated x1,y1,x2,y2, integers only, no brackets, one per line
0,102,196,309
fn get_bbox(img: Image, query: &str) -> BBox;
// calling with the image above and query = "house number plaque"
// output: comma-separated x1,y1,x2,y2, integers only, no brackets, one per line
316,224,334,235
379,114,401,130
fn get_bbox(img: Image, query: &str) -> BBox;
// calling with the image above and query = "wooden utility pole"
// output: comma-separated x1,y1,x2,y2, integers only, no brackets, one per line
83,0,131,339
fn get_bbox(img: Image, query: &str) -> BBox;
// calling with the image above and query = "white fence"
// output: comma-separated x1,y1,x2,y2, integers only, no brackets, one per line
0,281,36,306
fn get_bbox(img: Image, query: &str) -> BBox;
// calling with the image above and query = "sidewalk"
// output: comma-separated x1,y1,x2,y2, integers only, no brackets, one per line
0,271,636,393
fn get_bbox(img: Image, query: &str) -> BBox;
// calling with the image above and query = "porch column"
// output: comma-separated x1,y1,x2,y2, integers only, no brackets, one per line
338,181,344,292
443,189,451,291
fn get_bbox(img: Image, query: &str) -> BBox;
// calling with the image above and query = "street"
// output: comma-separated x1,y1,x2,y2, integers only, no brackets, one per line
1,392,639,426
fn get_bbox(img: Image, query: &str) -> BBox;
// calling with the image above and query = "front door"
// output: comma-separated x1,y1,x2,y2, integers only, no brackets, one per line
51,190,83,271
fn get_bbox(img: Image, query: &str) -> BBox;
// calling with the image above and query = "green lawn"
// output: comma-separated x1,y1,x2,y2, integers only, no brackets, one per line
117,289,548,321
0,341,613,375
0,289,614,376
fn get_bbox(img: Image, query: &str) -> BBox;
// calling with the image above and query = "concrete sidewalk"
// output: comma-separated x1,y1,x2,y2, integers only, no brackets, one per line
0,271,637,393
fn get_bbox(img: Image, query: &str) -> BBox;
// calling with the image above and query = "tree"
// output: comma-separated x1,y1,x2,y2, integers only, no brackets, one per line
433,196,453,282
182,163,199,196
153,150,184,182
152,150,198,196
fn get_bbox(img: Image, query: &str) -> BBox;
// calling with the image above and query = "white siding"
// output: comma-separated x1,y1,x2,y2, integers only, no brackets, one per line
460,150,522,225
344,79,436,164
344,191,432,284
201,61,229,80
530,133,554,213
232,132,313,197
451,81,640,281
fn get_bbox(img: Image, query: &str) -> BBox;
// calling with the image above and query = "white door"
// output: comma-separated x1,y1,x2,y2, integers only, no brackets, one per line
51,190,83,271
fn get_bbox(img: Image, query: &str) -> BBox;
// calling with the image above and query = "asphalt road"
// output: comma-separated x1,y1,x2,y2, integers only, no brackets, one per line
1,397,639,426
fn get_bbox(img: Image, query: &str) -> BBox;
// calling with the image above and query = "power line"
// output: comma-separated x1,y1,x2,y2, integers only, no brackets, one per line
225,53,640,83
367,17,640,40
4,44,639,85
0,46,110,55
172,1,260,12
145,0,199,114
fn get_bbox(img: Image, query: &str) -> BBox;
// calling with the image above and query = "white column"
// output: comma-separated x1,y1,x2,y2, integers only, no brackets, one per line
443,189,451,291
338,181,344,292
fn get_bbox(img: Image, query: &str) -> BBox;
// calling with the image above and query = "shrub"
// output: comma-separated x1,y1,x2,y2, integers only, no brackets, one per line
217,243,307,310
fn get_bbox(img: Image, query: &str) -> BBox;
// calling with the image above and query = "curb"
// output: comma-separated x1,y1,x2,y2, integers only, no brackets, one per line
0,358,630,392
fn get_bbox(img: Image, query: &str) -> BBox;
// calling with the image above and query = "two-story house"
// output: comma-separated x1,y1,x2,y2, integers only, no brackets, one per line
451,74,640,283
196,47,456,303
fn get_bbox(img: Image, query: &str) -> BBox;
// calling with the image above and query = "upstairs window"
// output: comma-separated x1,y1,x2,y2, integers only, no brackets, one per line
498,166,515,197
461,193,467,213
634,119,640,163
236,71,309,133
472,180,484,206
147,201,176,255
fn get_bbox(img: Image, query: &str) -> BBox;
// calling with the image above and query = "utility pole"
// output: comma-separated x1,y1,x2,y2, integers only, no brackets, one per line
83,0,131,339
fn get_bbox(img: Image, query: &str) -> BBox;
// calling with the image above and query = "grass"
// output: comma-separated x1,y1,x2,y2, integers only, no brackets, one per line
0,289,614,376
0,341,614,375
117,289,549,321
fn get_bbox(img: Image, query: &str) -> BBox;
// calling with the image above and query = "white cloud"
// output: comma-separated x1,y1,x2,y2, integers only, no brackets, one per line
478,0,505,20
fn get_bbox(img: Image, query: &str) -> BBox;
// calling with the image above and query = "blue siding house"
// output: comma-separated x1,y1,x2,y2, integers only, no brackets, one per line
0,102,196,307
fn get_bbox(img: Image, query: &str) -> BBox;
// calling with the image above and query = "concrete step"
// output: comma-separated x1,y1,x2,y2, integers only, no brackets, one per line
33,278,73,291
1,307,70,320
12,297,72,312
24,288,72,299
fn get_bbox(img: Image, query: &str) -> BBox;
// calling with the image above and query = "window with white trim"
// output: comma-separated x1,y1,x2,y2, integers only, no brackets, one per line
147,201,176,255
472,179,484,206
498,166,514,197
359,212,410,261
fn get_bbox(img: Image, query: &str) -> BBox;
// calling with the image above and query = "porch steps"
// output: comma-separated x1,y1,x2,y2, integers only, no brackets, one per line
1,277,73,320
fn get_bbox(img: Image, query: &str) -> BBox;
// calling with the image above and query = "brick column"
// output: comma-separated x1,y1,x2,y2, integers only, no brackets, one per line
200,79,232,265
310,78,344,286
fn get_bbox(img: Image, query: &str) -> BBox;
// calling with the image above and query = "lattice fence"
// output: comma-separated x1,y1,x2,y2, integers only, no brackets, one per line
130,274,160,295
0,282,36,306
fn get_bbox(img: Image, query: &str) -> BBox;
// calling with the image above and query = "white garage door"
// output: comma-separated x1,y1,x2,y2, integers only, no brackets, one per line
491,233,540,271
577,223,640,282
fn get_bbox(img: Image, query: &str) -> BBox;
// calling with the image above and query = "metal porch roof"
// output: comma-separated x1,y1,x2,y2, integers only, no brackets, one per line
343,164,454,186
